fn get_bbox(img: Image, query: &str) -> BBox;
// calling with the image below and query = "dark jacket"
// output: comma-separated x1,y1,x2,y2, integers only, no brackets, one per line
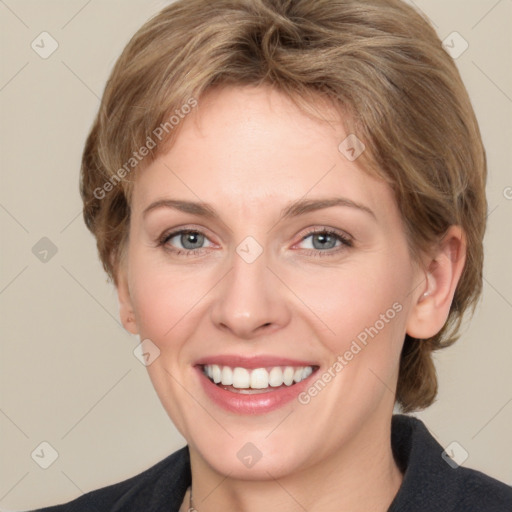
27,415,512,511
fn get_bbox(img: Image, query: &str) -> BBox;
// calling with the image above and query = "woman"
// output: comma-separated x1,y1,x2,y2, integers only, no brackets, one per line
29,0,512,510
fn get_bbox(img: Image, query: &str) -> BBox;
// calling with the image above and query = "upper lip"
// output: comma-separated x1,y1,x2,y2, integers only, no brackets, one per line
194,355,319,369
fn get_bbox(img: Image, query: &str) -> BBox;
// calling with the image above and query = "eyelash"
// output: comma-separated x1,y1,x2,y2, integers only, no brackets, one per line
158,227,353,258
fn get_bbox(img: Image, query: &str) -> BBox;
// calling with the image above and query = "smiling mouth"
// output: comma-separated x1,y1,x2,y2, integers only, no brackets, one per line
201,364,319,393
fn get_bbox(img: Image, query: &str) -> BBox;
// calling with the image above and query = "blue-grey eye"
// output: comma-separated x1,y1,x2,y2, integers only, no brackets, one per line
301,232,342,251
174,231,206,250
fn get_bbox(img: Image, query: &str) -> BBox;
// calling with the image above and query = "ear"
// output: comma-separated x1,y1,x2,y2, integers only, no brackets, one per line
406,226,466,339
116,260,139,335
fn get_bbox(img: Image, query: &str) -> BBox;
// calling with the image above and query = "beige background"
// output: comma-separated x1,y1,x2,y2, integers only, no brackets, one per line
0,0,511,510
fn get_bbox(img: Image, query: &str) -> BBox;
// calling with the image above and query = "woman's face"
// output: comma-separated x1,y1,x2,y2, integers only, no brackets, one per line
118,85,425,479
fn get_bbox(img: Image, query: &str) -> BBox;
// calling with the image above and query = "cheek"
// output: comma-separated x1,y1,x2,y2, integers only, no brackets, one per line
292,259,412,417
127,259,213,435
130,264,204,343
289,256,411,353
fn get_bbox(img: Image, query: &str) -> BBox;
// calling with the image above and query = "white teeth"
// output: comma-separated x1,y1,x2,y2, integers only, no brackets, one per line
212,365,222,384
302,366,313,380
232,367,250,388
283,366,295,386
203,364,316,390
268,367,283,387
250,368,269,389
221,366,233,385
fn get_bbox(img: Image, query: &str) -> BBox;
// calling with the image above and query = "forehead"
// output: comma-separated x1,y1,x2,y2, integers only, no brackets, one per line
131,85,394,220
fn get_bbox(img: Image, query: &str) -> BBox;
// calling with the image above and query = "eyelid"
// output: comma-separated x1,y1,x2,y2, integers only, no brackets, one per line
158,226,219,251
295,225,352,242
159,224,216,242
292,226,353,253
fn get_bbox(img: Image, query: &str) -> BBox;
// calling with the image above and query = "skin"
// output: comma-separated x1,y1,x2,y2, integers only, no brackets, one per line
116,85,466,512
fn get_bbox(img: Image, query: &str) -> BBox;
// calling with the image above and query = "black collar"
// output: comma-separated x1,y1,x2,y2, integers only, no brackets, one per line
155,414,511,512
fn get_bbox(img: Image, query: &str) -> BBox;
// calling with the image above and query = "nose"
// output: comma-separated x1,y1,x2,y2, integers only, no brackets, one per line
210,245,291,339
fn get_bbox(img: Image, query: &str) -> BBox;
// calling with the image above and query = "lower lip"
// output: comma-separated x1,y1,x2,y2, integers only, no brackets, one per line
195,366,318,415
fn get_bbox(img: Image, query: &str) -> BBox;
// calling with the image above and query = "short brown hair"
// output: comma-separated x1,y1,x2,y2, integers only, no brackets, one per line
80,0,487,412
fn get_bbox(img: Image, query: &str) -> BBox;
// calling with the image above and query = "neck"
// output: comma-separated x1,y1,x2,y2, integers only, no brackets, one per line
183,413,403,512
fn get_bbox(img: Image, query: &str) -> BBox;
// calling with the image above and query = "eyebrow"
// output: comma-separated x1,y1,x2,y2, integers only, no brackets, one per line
142,197,376,221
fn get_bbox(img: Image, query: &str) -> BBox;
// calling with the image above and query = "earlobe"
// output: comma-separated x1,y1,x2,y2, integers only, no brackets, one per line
406,226,466,340
116,267,139,335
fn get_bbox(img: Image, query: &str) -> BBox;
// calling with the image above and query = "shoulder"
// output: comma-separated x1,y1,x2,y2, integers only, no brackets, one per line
389,414,512,512
24,445,191,512
452,465,512,510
